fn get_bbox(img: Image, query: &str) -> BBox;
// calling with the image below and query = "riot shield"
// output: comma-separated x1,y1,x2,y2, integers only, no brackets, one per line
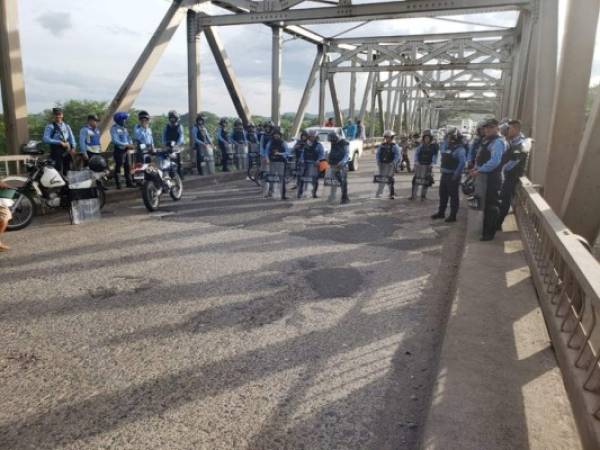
68,170,101,224
234,143,248,171
200,144,216,175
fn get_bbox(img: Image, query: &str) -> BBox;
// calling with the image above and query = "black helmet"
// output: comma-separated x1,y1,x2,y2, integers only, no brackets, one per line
247,122,255,129
234,118,243,127
196,113,206,123
168,110,179,120
299,129,308,139
272,127,282,137
138,110,150,121
88,155,108,173
219,117,228,125
447,128,463,144
328,132,340,143
264,120,275,130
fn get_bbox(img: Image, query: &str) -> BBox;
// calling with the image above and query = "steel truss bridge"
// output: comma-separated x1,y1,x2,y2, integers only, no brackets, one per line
2,0,600,446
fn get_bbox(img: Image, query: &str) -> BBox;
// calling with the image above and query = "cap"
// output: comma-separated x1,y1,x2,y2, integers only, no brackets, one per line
52,107,63,115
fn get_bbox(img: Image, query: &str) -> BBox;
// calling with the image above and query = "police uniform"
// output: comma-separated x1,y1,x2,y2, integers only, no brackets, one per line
327,139,350,203
497,134,529,229
375,142,400,198
110,123,133,188
192,123,212,175
297,140,324,198
134,124,154,163
435,142,466,221
78,124,101,169
43,121,76,175
476,133,506,240
264,137,290,199
412,143,437,199
162,123,184,177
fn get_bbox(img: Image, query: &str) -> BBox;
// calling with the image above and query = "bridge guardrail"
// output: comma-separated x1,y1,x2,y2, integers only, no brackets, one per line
514,177,600,449
0,155,36,177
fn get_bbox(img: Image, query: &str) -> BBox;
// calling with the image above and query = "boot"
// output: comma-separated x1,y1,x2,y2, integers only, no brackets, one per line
445,215,457,223
431,212,445,220
114,173,122,190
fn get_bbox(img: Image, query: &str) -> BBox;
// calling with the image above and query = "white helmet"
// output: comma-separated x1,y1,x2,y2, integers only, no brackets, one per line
383,129,395,138
307,129,319,138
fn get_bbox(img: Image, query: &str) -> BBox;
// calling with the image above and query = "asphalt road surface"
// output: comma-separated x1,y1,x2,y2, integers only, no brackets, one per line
0,159,466,450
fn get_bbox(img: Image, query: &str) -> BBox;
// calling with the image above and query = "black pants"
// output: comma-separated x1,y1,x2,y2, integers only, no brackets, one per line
49,146,70,175
438,172,460,218
195,146,204,175
333,167,349,201
297,162,318,198
498,175,519,228
482,171,502,239
219,144,230,172
113,147,131,187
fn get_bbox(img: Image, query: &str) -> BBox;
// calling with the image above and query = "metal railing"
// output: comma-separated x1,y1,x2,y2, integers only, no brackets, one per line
0,155,35,177
514,177,600,449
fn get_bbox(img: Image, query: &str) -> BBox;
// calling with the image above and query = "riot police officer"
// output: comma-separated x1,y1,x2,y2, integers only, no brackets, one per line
77,114,101,169
471,118,507,241
375,130,401,199
497,119,529,231
411,130,438,200
216,117,233,172
264,127,291,200
134,110,154,164
43,107,76,175
431,128,467,223
192,113,212,175
162,110,185,178
327,132,350,204
110,112,135,189
297,129,324,199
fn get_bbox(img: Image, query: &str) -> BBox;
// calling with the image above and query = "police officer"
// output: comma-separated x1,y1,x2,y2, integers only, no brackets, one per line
246,123,258,145
192,114,212,175
162,110,185,178
468,123,485,169
411,130,438,200
497,119,529,231
216,117,233,172
231,118,247,170
290,130,308,190
355,119,366,141
297,129,325,199
77,114,101,169
134,110,154,164
110,112,135,189
471,118,507,241
327,132,350,204
43,107,76,175
375,130,401,200
343,119,357,140
431,128,467,223
245,123,260,176
259,120,275,157
264,127,291,200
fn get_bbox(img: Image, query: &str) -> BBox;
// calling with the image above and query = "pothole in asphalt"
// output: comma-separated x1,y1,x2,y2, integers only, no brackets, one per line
306,267,364,298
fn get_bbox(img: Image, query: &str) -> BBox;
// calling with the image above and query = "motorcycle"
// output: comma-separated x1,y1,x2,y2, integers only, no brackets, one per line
4,151,107,231
140,146,183,212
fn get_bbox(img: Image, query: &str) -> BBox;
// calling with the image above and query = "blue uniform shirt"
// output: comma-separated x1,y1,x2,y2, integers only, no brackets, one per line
43,122,76,149
78,125,100,155
343,123,357,140
216,126,231,146
192,125,212,146
375,143,401,163
298,141,325,162
440,145,467,179
110,124,132,149
264,140,291,159
503,134,526,173
134,124,154,148
260,132,273,154
477,136,506,173
231,128,247,144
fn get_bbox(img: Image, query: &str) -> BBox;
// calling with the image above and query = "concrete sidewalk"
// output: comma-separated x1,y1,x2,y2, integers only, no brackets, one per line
421,210,582,450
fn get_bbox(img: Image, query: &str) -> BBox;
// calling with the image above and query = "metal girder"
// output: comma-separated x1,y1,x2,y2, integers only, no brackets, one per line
291,46,324,137
198,0,531,26
329,29,515,46
0,0,29,154
272,26,282,125
187,9,202,147
328,74,343,126
204,26,252,125
328,62,511,73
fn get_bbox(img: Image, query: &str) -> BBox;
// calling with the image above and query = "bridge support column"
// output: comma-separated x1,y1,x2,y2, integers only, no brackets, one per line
544,0,600,211
349,61,357,120
271,26,282,125
291,46,324,138
204,27,252,125
530,0,558,185
328,73,343,127
187,9,202,143
358,72,374,122
0,0,28,155
99,1,189,147
561,93,600,244
318,57,327,125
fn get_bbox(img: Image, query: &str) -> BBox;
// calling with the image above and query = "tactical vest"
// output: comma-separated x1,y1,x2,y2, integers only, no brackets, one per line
503,139,528,178
294,141,306,160
195,126,209,144
379,143,394,164
247,132,258,144
232,128,245,142
269,139,285,162
329,141,348,165
441,145,460,171
418,144,434,165
476,135,501,172
165,124,181,146
303,142,319,162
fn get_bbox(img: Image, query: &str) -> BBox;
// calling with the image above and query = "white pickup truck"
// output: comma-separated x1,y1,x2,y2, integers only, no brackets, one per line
304,127,364,171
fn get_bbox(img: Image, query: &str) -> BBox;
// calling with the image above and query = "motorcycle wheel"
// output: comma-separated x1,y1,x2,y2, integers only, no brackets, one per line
169,174,183,201
7,191,35,231
142,180,161,212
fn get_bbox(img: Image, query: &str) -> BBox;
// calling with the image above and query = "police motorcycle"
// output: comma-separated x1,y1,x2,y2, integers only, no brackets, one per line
140,145,183,212
4,141,107,230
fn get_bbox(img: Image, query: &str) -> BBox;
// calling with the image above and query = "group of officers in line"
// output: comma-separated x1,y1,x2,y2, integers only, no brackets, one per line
43,106,528,241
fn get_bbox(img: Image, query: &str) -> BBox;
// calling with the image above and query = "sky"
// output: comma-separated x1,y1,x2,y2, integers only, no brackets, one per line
7,0,600,117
